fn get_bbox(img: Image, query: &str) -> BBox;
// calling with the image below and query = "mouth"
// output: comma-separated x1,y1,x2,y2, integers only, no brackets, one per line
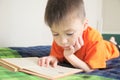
63,46,70,49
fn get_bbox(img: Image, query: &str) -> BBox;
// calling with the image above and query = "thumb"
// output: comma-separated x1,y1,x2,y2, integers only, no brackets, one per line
52,60,58,67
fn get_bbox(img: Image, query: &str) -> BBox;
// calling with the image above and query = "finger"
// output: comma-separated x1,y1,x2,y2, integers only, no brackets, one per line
52,60,58,67
70,45,74,50
74,38,81,50
38,58,42,66
79,36,84,46
41,57,46,67
45,58,51,67
69,45,75,53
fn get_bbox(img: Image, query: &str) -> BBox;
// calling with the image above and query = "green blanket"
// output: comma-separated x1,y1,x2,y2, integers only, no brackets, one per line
0,48,112,80
0,48,21,58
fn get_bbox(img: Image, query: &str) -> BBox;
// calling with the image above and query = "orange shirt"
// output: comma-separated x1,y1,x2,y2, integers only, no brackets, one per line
50,27,119,69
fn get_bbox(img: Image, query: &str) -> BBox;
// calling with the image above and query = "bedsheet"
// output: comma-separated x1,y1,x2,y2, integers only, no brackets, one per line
0,47,119,80
87,56,120,79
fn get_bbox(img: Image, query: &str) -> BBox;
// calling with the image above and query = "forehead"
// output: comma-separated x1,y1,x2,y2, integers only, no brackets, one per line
51,17,83,32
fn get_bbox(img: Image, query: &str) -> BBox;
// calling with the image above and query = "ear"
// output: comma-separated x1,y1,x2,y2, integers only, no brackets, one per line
83,18,88,30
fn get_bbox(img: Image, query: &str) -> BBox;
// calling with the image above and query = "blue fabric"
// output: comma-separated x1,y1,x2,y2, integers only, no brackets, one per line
10,46,51,57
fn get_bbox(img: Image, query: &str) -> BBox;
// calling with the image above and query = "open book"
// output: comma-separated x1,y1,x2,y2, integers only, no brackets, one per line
0,57,83,79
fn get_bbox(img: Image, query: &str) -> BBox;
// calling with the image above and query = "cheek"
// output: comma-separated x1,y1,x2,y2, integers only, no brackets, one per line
68,36,77,45
69,32,83,45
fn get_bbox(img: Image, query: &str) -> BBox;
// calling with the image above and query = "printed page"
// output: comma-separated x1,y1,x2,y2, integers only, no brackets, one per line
1,57,39,69
25,64,82,79
1,57,82,79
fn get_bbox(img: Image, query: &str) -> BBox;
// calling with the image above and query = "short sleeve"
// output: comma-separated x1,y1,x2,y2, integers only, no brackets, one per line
84,40,107,69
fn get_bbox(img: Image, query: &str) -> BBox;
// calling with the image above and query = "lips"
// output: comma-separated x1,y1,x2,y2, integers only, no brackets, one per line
63,46,70,49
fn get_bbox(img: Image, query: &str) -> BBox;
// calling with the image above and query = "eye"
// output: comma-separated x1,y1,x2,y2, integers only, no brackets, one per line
53,33,59,36
66,32,74,36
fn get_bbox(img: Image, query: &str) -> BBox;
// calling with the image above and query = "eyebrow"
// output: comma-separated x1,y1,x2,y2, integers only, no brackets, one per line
64,29,75,32
51,29,74,33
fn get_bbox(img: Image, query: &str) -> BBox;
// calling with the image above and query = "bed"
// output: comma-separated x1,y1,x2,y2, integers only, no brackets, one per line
0,34,119,80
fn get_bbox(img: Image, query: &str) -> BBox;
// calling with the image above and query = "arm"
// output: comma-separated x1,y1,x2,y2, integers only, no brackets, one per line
64,54,92,72
63,37,93,72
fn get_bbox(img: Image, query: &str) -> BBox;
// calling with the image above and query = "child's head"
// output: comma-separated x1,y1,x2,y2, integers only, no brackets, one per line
45,0,86,27
45,0,87,48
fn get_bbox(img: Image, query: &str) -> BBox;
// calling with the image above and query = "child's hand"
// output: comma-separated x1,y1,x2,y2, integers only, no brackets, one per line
38,56,58,67
64,36,84,56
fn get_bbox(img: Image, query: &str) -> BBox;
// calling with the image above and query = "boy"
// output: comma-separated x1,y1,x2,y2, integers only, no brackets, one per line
38,0,119,72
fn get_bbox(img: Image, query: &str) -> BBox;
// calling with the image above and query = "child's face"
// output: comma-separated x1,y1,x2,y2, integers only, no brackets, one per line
51,16,86,49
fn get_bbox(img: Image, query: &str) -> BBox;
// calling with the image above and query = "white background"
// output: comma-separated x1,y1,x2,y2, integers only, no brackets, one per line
0,0,110,47
102,0,120,34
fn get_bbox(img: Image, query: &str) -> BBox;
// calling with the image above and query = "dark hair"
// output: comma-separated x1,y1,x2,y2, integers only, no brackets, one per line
45,0,86,28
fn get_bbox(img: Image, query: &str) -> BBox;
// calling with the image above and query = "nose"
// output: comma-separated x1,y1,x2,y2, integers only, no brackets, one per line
60,37,68,45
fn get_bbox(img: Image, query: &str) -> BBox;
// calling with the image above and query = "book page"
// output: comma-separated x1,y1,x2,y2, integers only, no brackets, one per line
24,64,82,78
1,57,82,79
1,57,39,69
